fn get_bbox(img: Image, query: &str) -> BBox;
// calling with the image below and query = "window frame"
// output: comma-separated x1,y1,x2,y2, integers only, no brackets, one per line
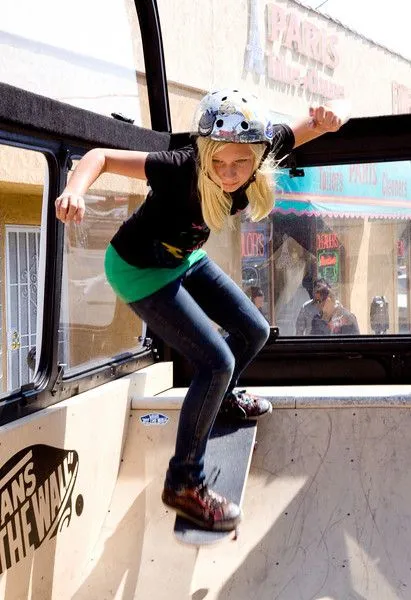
0,94,171,426
0,0,172,424
246,116,411,386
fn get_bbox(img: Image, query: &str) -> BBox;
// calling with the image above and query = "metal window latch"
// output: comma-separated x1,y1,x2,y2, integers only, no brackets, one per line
288,156,305,178
138,336,153,350
111,112,135,124
50,364,66,396
268,327,280,343
58,147,72,173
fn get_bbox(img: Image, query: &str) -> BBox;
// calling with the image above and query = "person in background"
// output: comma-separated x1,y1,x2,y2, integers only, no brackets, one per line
274,236,313,335
295,278,327,335
310,280,359,335
248,286,269,321
55,88,345,533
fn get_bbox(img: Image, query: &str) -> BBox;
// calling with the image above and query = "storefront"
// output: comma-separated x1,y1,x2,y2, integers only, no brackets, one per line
241,219,273,321
270,160,411,335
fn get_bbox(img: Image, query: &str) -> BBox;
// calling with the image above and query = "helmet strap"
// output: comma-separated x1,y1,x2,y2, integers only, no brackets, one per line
240,143,271,191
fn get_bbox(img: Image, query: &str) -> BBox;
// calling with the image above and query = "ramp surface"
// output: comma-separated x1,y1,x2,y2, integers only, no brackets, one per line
2,376,411,599
74,387,411,600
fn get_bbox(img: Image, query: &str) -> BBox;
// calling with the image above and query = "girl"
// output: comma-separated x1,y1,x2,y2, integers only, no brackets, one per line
56,89,345,531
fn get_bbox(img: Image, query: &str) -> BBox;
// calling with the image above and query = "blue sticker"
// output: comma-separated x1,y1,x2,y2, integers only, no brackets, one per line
140,413,169,426
265,121,274,139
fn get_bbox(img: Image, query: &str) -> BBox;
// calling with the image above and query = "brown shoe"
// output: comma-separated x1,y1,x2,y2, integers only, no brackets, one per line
162,483,241,531
219,389,273,420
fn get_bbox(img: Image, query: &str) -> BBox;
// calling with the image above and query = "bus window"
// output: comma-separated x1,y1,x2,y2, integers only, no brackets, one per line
245,160,411,337
153,1,411,332
59,163,148,373
2,0,146,127
0,144,46,396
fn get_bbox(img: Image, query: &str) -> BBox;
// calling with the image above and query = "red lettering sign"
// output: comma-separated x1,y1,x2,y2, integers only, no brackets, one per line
316,233,339,250
241,232,265,257
319,254,337,267
382,173,407,198
267,3,339,69
319,167,344,192
349,164,377,185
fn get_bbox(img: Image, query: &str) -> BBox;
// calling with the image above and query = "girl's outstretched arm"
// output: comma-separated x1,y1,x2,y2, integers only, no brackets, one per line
291,101,350,148
55,148,148,223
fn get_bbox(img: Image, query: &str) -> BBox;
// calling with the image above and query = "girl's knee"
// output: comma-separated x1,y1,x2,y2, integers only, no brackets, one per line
250,317,270,351
196,339,235,381
214,347,235,376
211,348,235,385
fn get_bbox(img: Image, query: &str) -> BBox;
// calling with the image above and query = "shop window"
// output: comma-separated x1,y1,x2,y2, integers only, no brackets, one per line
241,160,411,337
0,145,45,397
59,163,148,374
241,219,273,325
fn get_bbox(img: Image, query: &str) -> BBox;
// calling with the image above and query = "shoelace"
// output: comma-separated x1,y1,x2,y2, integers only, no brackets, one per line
235,390,255,405
197,467,226,508
206,466,221,487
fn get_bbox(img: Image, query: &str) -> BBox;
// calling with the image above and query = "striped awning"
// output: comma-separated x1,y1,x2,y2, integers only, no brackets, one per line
274,161,411,220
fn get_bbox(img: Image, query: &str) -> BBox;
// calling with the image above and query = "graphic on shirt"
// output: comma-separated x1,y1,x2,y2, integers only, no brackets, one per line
161,242,184,259
191,222,207,231
111,131,292,271
159,222,210,263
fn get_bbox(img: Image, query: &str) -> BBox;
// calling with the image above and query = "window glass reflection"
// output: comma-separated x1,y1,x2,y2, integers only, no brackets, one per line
2,0,145,125
0,145,45,397
59,167,148,373
158,0,411,139
241,160,411,337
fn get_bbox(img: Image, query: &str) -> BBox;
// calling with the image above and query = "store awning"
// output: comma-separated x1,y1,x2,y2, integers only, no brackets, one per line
273,161,411,220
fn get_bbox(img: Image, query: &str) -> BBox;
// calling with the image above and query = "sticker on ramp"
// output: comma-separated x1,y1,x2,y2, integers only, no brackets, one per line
140,413,169,426
0,444,81,575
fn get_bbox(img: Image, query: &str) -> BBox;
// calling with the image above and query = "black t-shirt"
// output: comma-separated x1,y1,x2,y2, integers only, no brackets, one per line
110,124,294,268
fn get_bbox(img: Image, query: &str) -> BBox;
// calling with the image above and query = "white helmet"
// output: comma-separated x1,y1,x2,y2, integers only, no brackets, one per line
194,89,274,145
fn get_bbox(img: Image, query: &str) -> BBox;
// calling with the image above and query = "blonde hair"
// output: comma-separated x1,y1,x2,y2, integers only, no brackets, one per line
196,137,277,232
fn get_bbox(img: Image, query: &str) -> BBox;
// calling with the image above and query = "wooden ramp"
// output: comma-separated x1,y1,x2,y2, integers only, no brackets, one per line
1,365,411,599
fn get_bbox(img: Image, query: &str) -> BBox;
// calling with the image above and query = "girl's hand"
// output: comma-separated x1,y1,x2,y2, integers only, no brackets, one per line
309,99,351,133
55,192,85,224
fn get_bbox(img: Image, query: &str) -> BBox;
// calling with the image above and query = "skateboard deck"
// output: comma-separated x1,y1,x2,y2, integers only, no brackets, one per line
174,419,257,545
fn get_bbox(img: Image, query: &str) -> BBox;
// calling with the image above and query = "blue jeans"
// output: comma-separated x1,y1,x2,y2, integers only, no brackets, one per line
128,256,270,489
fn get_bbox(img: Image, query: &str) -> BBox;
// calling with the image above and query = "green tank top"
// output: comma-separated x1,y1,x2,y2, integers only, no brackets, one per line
104,243,206,303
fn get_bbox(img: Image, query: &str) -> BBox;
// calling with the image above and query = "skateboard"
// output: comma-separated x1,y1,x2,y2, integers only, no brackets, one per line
174,419,257,545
